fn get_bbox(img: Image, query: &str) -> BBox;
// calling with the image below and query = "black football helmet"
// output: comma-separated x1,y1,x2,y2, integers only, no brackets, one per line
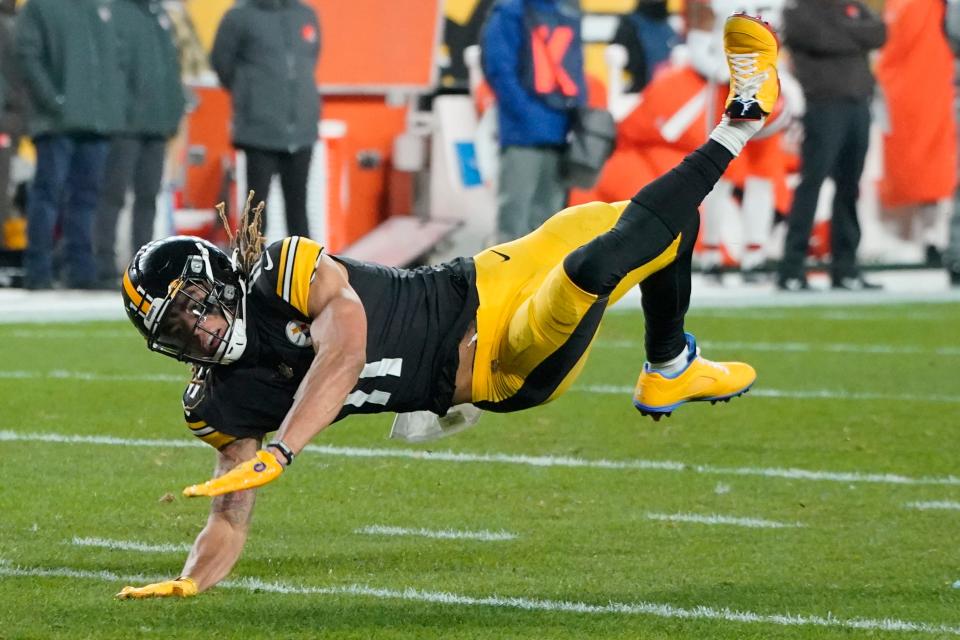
122,236,248,365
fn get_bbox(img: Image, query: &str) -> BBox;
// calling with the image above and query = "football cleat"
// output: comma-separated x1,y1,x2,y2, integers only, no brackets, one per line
633,333,756,418
723,13,780,120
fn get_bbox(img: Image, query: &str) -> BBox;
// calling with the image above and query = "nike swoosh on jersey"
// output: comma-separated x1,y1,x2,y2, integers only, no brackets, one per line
491,250,511,262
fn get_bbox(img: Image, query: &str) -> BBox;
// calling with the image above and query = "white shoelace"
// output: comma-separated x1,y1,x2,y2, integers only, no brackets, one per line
696,347,731,375
728,52,767,104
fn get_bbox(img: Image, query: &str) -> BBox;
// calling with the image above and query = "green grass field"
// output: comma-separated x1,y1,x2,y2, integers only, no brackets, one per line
1,302,959,639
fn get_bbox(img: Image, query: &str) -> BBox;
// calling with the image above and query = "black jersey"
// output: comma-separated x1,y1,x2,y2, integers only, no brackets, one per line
182,237,478,449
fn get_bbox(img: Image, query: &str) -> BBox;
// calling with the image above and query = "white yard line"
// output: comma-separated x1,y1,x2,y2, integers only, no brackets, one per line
20,326,956,354
904,501,960,511
3,429,959,487
0,370,183,383
680,309,953,321
645,512,802,529
595,339,960,357
1,329,132,339
0,561,957,635
3,368,959,406
355,525,517,541
70,536,190,553
578,384,960,404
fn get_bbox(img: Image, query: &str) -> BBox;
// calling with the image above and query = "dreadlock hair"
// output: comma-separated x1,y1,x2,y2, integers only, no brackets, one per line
216,190,266,279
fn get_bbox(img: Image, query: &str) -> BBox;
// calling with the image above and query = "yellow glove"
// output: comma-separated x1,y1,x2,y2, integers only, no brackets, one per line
182,449,284,497
116,577,198,599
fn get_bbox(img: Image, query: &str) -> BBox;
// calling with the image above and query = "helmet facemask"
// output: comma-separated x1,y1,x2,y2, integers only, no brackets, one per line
125,197,269,366
142,250,248,365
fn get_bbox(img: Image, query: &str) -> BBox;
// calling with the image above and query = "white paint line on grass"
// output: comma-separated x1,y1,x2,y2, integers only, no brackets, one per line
680,309,953,322
5,368,960,406
3,429,959,487
355,525,517,541
0,370,183,383
16,326,952,355
0,562,958,635
595,339,960,357
578,384,960,404
0,431,201,449
904,501,960,511
646,512,802,529
70,536,190,553
3,329,132,339
816,309,949,321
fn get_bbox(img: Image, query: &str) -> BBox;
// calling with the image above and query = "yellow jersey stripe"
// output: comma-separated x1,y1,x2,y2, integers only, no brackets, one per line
187,419,208,431
198,432,236,450
288,237,323,316
122,272,151,314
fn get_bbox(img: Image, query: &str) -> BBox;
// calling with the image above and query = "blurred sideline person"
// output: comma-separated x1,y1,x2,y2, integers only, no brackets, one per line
115,14,778,599
16,0,124,290
874,0,957,268
612,0,678,93
94,0,186,289
776,0,886,291
211,0,321,238
0,0,28,249
947,0,960,288
481,0,587,242
950,207,960,286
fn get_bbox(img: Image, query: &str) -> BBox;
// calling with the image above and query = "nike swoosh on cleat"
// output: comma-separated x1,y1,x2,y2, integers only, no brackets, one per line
491,250,511,262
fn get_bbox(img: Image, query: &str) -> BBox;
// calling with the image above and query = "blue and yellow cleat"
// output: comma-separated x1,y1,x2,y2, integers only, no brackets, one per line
633,333,756,420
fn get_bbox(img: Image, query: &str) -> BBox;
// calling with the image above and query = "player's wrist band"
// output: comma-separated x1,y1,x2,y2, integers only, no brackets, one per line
267,440,295,466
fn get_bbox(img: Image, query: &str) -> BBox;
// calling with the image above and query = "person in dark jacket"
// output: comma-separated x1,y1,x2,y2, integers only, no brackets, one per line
15,0,124,290
945,0,960,288
777,0,886,291
211,0,321,238
0,0,29,246
93,0,186,288
481,0,588,242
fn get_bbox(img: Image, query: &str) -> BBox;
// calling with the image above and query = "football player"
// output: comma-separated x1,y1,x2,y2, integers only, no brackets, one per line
116,14,778,599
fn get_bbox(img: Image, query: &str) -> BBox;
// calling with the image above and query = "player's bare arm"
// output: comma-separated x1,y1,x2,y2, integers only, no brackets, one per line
116,437,260,598
180,437,261,590
272,253,368,455
181,254,367,497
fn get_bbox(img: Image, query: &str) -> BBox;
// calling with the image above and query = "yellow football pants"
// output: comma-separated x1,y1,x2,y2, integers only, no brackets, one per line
471,200,681,411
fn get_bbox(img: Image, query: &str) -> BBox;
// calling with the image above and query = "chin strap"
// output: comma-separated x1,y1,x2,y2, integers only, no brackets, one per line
217,274,249,365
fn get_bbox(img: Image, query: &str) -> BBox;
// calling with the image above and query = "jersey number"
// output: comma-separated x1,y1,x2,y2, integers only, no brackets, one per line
342,358,403,408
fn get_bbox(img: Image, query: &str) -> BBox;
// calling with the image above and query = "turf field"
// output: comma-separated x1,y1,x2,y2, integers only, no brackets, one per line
1,302,959,639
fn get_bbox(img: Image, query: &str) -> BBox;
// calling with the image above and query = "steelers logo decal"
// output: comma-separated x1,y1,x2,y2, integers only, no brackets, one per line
285,321,312,347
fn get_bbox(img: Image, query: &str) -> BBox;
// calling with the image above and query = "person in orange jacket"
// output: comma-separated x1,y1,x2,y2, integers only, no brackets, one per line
875,0,957,267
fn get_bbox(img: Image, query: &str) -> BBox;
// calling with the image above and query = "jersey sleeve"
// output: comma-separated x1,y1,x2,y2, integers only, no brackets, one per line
251,236,325,318
183,411,237,450
181,369,266,450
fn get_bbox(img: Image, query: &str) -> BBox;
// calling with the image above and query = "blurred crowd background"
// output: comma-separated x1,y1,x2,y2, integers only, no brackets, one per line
0,0,958,295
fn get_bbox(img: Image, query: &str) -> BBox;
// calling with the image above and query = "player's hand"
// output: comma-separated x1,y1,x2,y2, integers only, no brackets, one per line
116,577,198,599
182,449,284,497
